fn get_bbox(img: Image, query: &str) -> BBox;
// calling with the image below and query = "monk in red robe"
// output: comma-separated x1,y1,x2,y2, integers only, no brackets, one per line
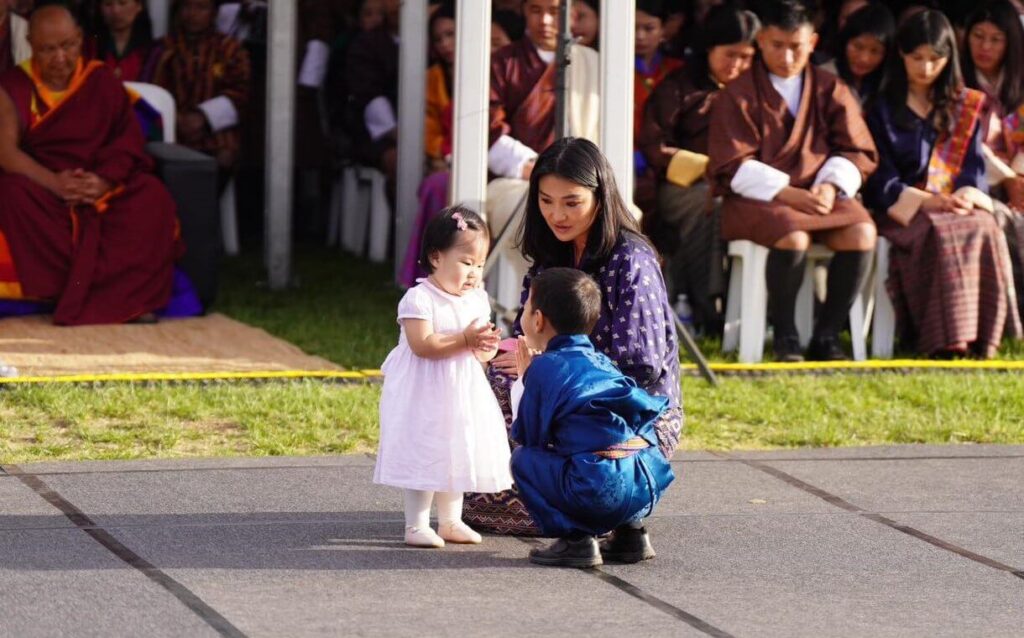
0,5,180,325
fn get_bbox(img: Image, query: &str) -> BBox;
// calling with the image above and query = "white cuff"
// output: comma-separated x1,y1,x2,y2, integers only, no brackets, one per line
813,156,862,198
364,96,397,141
488,135,538,179
730,160,790,201
510,377,525,421
197,95,239,132
298,40,330,88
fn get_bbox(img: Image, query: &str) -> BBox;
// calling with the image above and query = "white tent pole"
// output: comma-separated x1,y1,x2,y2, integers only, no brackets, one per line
149,0,170,38
265,0,296,289
600,0,635,203
395,0,428,279
450,0,492,214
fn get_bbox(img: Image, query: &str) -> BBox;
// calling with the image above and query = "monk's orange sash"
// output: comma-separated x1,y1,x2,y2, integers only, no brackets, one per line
0,230,23,298
924,88,986,195
19,57,104,130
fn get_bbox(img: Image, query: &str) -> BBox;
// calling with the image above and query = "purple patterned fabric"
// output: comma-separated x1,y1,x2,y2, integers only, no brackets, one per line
512,231,682,408
0,268,202,320
398,171,450,288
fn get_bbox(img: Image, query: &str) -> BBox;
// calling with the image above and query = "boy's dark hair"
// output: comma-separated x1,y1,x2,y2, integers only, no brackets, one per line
529,268,602,336
418,205,488,273
759,0,813,31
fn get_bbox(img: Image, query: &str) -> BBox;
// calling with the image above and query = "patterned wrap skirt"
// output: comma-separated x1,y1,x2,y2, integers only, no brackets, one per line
883,209,1023,357
463,368,683,536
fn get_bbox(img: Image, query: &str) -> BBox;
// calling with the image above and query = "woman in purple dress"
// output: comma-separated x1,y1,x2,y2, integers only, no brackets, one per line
464,137,683,540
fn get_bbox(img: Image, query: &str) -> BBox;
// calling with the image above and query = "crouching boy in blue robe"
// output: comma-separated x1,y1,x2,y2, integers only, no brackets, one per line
510,267,675,568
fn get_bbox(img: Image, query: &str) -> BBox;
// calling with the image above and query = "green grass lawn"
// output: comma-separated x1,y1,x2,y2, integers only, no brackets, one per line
2,245,1023,464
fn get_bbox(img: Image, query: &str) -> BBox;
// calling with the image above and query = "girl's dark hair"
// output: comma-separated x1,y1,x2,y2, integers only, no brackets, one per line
637,0,668,21
518,137,643,268
688,4,761,90
418,205,488,273
882,9,962,134
962,0,1024,113
96,0,154,59
429,1,455,35
834,3,895,96
529,268,602,335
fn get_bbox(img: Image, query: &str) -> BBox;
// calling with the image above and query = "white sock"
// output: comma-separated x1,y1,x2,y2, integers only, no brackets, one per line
403,489,433,529
434,491,463,526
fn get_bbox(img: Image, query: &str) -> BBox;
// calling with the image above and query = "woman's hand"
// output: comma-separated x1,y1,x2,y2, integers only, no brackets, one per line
490,350,519,377
922,193,972,216
1004,175,1024,211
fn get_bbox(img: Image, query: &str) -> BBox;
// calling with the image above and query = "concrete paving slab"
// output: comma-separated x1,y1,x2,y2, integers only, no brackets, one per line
100,521,700,637
18,454,377,475
610,513,1024,638
728,444,1024,461
0,528,216,638
888,512,1024,569
0,476,72,531
763,457,1024,512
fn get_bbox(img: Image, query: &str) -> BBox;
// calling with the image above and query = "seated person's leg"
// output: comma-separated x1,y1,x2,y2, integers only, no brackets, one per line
767,231,811,362
811,222,877,360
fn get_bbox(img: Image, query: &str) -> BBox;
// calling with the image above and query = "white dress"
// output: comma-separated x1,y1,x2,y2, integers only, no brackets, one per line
373,279,513,493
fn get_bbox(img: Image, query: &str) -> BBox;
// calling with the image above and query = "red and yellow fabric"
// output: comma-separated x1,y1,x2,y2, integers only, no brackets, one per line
924,88,986,195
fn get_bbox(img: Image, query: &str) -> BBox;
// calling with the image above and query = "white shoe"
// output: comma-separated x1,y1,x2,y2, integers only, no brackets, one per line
404,526,445,548
438,520,482,544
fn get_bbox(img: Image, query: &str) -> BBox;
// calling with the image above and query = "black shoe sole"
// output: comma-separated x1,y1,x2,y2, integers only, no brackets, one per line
528,554,603,568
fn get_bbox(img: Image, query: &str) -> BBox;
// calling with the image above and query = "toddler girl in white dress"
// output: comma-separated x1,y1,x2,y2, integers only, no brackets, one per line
374,206,513,548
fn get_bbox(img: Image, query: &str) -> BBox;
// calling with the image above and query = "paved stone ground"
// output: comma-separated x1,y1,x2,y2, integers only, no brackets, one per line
2,445,1022,637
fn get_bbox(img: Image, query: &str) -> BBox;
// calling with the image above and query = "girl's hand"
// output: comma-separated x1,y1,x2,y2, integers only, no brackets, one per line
490,351,519,377
922,193,972,216
463,321,500,351
515,336,539,379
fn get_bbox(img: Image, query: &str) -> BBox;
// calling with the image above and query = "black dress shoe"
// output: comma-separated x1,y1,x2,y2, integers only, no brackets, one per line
599,525,656,563
773,333,804,363
528,535,602,568
806,335,848,361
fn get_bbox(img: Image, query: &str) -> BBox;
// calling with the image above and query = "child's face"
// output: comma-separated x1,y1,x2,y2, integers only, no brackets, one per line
520,290,546,351
428,230,488,296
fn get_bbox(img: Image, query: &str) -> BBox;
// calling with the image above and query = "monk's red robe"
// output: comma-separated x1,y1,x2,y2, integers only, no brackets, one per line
0,60,181,325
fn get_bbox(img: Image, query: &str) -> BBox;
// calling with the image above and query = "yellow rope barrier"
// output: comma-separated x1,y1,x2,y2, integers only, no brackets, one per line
0,360,1021,386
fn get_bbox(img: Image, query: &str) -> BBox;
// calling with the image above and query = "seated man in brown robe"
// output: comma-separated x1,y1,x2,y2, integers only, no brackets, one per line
0,5,181,325
707,0,878,361
487,0,599,311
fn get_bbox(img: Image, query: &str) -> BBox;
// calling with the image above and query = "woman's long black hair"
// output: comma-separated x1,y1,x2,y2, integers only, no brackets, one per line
834,3,895,101
686,3,761,91
961,0,1024,114
95,0,154,59
518,137,643,268
881,9,962,134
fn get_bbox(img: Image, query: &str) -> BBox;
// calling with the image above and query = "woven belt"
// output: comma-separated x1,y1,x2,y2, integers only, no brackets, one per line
594,436,650,459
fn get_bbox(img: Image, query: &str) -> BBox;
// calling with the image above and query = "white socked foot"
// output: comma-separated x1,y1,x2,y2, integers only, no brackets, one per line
405,526,445,548
438,521,482,544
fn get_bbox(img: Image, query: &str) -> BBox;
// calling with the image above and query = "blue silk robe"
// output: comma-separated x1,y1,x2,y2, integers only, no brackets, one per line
510,335,675,537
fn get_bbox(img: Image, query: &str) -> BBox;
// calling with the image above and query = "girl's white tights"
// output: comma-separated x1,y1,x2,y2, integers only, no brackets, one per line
403,489,463,529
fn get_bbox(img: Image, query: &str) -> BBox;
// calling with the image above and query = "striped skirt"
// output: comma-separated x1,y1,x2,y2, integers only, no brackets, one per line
883,210,1022,357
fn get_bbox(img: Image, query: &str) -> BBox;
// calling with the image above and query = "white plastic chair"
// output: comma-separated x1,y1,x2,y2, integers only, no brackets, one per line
126,81,241,256
124,81,176,143
722,240,871,363
870,238,896,358
336,165,391,263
